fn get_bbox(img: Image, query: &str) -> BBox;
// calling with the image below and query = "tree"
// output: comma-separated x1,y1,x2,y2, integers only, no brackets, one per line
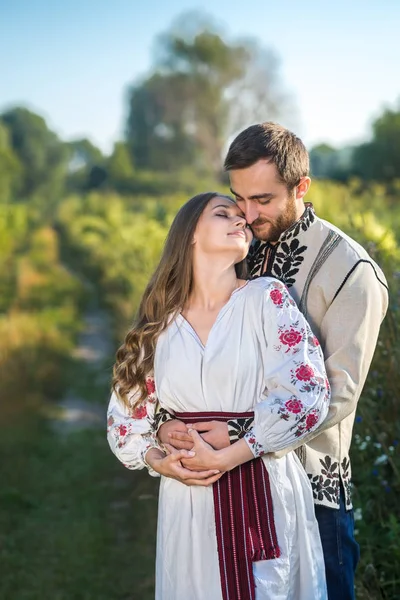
352,101,400,182
310,143,353,181
66,138,105,192
126,12,294,175
128,73,200,171
1,107,68,200
0,123,21,202
67,138,103,170
106,142,135,192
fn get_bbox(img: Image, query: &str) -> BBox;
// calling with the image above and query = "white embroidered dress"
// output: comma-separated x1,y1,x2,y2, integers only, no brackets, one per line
107,278,330,600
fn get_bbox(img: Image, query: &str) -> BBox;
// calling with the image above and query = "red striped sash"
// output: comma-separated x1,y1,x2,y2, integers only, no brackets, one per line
175,411,280,600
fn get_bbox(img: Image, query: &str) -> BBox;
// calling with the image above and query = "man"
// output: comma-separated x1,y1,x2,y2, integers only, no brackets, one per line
157,122,389,599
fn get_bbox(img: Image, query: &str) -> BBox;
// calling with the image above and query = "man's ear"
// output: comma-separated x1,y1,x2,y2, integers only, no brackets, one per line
296,176,311,200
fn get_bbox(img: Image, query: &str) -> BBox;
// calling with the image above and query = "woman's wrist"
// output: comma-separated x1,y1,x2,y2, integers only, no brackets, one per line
215,447,235,472
215,439,254,472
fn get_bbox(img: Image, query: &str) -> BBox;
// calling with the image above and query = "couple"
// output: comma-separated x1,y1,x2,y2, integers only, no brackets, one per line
107,123,388,600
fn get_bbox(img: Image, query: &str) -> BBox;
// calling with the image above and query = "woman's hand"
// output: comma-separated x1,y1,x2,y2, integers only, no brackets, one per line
145,446,222,486
182,430,255,473
180,429,225,471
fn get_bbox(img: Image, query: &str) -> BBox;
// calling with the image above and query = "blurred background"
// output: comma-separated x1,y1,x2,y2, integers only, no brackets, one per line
0,1,399,598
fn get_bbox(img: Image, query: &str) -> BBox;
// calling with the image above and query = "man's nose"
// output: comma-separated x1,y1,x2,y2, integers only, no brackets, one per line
244,202,259,224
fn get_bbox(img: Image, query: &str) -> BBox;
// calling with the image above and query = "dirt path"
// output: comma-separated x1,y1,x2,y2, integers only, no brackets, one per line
51,307,114,433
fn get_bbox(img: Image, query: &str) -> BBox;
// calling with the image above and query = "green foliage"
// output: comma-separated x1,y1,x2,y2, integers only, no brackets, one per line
0,201,84,409
0,309,79,411
58,193,170,337
309,143,353,181
0,203,29,311
353,101,400,182
106,141,135,192
1,107,68,202
0,122,22,202
66,138,105,193
311,99,400,186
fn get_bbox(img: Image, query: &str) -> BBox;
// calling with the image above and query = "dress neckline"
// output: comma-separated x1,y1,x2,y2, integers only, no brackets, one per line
178,280,249,349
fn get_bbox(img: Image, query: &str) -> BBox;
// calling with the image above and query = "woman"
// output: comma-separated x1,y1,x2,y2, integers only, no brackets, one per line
107,192,330,600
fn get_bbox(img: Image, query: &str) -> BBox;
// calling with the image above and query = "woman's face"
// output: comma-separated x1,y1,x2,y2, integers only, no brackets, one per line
193,196,253,263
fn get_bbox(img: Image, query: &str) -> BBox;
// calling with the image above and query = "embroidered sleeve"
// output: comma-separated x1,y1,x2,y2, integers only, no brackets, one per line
154,404,176,434
244,280,330,458
107,376,163,477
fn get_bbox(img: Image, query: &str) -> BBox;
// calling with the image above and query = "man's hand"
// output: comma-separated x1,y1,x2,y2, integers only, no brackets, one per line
189,421,230,450
158,419,193,450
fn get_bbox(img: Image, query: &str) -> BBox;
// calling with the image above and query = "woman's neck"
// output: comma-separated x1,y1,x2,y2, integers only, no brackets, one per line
188,259,240,311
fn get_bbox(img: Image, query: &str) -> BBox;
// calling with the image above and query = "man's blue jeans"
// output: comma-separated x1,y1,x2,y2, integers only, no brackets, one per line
314,486,360,600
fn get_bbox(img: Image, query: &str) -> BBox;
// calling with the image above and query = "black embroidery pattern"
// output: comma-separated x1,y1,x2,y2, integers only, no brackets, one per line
227,417,254,444
272,238,307,287
247,240,268,278
308,455,340,505
154,406,175,433
246,205,315,287
280,205,315,242
341,455,352,507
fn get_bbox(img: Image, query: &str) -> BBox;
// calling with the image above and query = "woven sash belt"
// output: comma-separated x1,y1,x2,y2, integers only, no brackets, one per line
175,411,280,600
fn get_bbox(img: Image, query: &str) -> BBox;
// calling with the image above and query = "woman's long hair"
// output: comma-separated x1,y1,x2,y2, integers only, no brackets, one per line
112,192,248,408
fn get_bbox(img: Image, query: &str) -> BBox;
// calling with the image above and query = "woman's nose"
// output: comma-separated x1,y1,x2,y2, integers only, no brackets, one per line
234,215,247,228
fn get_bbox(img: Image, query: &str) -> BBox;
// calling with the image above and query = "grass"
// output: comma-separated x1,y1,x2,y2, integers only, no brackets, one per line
0,408,159,600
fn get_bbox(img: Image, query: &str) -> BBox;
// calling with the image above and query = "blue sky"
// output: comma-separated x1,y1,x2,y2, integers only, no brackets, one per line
1,0,399,153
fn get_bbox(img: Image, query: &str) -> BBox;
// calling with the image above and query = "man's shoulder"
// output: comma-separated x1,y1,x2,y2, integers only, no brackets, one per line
311,216,388,298
314,216,370,263
311,215,388,281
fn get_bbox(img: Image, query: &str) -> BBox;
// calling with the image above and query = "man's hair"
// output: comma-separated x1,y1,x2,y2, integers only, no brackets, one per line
224,122,309,190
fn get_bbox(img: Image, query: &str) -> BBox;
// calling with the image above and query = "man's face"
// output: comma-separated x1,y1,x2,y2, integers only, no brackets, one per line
229,160,307,242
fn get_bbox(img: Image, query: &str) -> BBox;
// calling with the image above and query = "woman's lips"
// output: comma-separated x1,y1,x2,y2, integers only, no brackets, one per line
228,231,246,238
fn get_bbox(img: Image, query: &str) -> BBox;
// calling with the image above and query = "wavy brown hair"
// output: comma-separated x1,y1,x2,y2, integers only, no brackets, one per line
113,192,248,408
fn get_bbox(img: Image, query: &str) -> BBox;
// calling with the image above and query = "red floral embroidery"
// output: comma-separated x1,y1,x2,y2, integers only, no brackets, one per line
285,399,304,414
107,415,114,426
117,424,128,436
295,364,314,381
146,378,156,395
313,336,320,347
132,404,147,419
306,411,319,430
245,432,265,457
279,328,302,347
270,289,283,306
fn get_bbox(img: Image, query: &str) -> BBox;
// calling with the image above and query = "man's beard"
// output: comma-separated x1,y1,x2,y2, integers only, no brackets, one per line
251,197,298,242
